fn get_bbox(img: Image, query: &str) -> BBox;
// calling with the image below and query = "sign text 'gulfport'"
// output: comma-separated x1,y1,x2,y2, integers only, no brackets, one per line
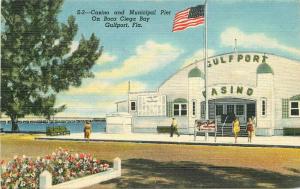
208,54,268,68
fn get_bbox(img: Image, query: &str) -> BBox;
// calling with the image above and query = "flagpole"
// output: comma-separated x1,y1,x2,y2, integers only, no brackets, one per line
204,0,209,120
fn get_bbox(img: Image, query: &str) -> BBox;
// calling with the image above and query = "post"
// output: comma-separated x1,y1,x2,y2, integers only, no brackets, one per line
113,157,121,170
194,120,196,141
205,131,208,141
39,170,52,189
204,0,209,121
128,81,130,113
234,38,237,53
215,117,217,142
113,157,122,176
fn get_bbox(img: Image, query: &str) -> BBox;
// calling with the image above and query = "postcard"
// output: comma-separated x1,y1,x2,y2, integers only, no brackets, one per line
1,0,300,188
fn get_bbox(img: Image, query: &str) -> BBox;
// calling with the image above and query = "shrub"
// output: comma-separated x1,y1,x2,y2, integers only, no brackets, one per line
0,148,110,189
283,128,300,136
46,126,70,136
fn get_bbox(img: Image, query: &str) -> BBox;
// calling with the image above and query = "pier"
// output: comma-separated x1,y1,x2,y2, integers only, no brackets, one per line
0,117,106,124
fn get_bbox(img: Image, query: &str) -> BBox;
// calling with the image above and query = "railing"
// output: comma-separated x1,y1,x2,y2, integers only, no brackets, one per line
40,158,121,189
221,116,228,137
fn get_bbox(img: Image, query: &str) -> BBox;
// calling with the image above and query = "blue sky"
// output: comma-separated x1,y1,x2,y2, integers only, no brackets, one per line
55,0,300,117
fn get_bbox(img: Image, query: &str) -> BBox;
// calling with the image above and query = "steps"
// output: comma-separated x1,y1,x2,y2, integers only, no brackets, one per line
216,123,248,137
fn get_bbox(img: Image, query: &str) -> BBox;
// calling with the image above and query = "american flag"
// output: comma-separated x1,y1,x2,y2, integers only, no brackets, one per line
172,5,205,32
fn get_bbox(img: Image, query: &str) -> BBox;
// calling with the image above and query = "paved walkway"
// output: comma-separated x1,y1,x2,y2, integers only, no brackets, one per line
36,132,300,148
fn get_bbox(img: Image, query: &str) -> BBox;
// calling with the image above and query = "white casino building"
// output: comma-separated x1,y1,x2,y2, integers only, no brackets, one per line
111,52,300,136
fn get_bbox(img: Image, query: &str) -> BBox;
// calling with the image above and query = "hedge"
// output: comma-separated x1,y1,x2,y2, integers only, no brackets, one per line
46,126,70,136
283,128,300,136
157,126,171,133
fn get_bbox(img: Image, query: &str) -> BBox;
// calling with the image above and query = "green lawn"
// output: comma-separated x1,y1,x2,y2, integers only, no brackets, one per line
1,134,300,188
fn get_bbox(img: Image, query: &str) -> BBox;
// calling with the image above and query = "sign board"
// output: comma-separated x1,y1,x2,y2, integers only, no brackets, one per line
194,119,217,142
195,120,216,132
137,95,166,116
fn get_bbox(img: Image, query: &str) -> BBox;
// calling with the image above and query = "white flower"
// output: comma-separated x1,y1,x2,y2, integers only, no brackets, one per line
31,172,36,177
58,168,63,174
22,164,27,169
20,181,26,187
52,152,56,156
58,159,62,164
36,156,41,161
75,153,79,159
22,155,26,159
13,155,18,159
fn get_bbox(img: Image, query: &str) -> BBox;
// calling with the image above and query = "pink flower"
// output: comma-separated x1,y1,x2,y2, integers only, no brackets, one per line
79,153,85,159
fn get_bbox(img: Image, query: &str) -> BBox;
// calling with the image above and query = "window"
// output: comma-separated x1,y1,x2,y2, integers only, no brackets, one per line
174,104,180,116
173,103,187,116
226,105,234,115
290,101,300,117
192,100,196,116
216,105,223,116
130,101,136,111
236,105,244,115
181,104,187,116
261,98,267,116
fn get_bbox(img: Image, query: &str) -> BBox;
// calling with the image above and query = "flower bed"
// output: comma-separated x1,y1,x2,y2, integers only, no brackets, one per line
0,148,110,189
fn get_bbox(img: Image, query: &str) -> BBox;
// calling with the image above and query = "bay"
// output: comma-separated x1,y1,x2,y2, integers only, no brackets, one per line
0,121,106,133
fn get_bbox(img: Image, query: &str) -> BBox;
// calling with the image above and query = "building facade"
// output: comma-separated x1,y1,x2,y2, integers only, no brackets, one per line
115,52,300,136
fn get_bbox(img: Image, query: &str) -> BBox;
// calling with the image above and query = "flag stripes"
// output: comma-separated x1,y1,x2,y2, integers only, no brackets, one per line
172,5,205,32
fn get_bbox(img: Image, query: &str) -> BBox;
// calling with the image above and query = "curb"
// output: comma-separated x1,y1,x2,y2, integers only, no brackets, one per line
35,137,300,149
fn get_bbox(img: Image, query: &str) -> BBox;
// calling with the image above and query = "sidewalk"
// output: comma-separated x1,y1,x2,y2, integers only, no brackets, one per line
35,132,300,148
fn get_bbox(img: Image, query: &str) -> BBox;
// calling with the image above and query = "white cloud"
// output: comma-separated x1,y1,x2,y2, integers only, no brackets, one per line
96,52,117,65
69,41,79,54
62,41,79,57
95,40,182,79
65,80,147,96
221,27,300,56
181,48,215,68
57,80,147,116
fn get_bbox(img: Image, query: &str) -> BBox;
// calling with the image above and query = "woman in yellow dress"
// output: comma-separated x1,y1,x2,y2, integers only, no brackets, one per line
232,117,240,143
84,121,92,142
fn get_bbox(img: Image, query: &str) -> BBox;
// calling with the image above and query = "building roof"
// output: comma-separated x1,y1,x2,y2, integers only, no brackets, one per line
188,67,204,78
257,63,274,74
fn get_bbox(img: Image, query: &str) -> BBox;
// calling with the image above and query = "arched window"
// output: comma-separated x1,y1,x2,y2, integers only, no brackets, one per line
173,98,188,116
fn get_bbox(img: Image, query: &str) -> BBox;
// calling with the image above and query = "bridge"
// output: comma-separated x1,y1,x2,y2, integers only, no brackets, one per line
0,116,106,124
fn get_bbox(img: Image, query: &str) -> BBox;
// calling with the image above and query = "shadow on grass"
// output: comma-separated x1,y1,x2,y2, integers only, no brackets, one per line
101,159,300,188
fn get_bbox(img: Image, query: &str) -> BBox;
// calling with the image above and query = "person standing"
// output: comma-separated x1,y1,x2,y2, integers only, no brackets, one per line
247,118,254,143
232,117,240,143
170,118,180,137
84,120,92,142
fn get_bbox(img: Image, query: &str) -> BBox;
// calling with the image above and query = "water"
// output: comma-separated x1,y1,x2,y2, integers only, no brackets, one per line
0,121,106,133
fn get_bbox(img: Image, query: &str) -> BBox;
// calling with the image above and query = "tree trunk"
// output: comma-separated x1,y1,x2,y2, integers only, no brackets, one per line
11,117,19,132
